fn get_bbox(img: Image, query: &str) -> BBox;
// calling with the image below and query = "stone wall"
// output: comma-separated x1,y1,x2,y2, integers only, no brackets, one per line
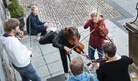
126,22,138,75
0,0,16,81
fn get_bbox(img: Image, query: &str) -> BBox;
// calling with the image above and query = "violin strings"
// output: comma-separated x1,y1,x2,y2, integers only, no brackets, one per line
71,29,95,50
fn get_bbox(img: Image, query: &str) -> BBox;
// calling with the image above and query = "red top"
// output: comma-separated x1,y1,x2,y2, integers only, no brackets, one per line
84,18,106,47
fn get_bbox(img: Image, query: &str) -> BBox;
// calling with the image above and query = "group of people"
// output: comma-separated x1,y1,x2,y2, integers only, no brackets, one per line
0,5,133,81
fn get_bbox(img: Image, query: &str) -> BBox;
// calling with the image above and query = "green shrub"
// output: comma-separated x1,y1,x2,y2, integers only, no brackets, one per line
8,0,24,18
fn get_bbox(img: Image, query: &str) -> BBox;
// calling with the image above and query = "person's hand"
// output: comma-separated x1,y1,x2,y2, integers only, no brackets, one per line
44,22,50,27
80,52,86,56
28,47,33,52
64,46,72,54
91,61,99,70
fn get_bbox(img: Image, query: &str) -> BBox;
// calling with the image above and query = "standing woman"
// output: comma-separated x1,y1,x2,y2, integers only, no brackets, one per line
53,26,82,79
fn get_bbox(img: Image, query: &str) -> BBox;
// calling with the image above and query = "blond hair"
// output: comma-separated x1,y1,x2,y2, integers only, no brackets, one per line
31,5,38,11
4,18,20,33
70,56,84,76
90,11,101,18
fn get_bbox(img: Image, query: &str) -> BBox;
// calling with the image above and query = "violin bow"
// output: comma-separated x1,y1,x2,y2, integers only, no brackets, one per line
95,0,113,43
29,17,32,57
29,17,32,48
71,29,95,50
96,0,101,17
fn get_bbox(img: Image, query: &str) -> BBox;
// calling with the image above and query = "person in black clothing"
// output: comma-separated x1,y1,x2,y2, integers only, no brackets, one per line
53,26,84,79
92,42,133,81
26,5,50,36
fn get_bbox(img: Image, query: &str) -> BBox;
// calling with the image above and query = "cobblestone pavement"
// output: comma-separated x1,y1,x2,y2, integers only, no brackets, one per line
20,0,121,29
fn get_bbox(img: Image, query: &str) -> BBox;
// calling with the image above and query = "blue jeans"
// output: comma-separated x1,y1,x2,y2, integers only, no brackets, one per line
13,63,41,81
88,45,104,60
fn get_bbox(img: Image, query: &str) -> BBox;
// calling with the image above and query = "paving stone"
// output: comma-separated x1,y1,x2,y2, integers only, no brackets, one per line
109,0,137,27
31,45,42,59
36,66,50,78
105,20,128,55
51,71,64,77
77,26,89,33
47,61,63,74
39,44,58,55
44,52,60,64
32,57,46,68
41,76,51,81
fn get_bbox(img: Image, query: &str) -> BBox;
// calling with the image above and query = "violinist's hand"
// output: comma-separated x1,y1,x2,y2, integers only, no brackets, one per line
64,46,72,54
80,52,86,56
91,61,99,70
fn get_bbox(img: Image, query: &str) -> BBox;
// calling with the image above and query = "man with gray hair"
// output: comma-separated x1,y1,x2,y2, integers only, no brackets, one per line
66,56,98,81
93,42,133,81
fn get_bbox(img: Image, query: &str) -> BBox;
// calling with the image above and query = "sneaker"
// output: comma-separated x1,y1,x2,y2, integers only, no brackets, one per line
65,73,69,79
37,33,41,41
37,36,41,41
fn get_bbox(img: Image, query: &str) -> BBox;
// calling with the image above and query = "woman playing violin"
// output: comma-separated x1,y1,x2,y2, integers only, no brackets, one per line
53,26,84,79
84,11,107,60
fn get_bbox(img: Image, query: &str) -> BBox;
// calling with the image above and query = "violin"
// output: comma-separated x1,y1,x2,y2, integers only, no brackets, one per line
68,35,108,67
94,16,109,37
87,57,108,66
16,30,24,38
68,36,85,53
74,42,85,53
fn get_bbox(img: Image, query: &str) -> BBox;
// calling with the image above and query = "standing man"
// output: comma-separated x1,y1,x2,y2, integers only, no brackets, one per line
26,5,50,39
84,11,107,60
0,18,41,81
92,42,133,81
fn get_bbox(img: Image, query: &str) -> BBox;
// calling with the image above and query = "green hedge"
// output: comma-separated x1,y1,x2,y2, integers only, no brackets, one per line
8,0,24,18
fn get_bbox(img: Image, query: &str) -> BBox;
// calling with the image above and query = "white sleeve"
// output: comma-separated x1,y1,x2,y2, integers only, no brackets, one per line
10,39,32,65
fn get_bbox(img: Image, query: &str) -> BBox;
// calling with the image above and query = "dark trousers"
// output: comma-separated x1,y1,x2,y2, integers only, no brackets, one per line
37,27,47,36
39,31,57,44
59,49,71,73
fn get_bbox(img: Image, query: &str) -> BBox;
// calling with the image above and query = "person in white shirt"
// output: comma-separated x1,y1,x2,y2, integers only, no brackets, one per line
0,18,41,81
